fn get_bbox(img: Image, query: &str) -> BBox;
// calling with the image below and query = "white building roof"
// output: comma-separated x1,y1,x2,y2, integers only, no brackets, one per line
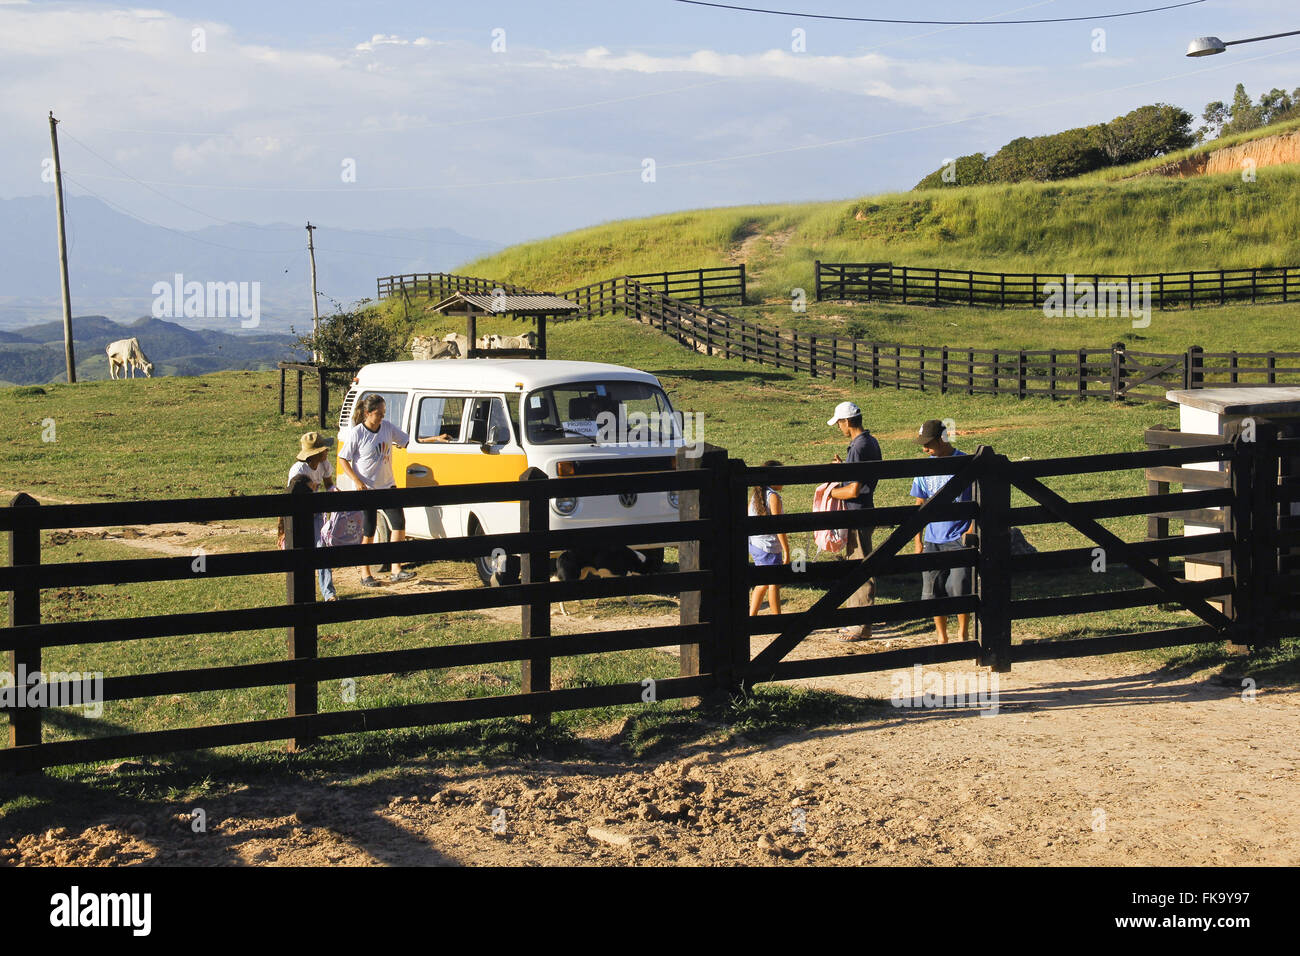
354,359,663,393
1165,386,1300,416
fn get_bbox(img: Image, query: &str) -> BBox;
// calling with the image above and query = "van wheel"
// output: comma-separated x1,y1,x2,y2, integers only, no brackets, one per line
471,523,520,586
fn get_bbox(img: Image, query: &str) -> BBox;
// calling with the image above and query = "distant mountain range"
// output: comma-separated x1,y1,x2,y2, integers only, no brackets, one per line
0,195,502,334
0,314,306,385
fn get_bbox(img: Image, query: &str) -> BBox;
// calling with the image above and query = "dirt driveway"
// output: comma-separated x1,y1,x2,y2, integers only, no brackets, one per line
5,649,1296,867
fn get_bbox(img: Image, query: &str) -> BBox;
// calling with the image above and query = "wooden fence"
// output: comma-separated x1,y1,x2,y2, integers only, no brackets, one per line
815,261,1300,309
4,432,1297,771
366,266,1300,407
277,363,359,429
376,266,746,310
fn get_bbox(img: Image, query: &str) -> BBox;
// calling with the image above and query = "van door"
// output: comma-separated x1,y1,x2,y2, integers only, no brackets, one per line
400,393,527,538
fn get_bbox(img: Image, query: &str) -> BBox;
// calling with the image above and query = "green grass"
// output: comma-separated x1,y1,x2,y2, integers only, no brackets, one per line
455,169,1300,308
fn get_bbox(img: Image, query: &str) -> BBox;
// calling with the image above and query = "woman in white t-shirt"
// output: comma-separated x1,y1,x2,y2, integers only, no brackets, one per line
338,394,415,587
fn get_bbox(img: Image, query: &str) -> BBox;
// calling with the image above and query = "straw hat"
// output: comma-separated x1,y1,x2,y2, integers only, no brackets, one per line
296,431,334,461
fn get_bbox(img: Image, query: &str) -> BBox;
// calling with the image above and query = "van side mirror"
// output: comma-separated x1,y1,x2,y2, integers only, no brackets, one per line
480,424,503,452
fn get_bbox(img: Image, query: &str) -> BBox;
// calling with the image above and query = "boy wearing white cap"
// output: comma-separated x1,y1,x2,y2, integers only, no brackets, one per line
827,401,882,641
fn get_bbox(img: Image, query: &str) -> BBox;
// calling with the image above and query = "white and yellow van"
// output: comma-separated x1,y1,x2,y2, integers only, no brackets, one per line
336,359,690,584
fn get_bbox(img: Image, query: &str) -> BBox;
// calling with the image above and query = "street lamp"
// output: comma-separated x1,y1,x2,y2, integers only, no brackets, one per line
1186,29,1300,57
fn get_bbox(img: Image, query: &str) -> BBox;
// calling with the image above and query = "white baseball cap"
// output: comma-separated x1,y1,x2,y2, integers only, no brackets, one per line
827,401,861,426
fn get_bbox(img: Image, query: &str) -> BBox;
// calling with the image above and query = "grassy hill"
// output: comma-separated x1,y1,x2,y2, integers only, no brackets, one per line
456,119,1300,311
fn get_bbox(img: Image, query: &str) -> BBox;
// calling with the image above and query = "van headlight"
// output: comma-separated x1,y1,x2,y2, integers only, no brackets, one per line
552,496,580,516
667,490,679,510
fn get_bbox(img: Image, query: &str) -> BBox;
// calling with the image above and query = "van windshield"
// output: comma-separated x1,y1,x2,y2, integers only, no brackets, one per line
523,380,679,446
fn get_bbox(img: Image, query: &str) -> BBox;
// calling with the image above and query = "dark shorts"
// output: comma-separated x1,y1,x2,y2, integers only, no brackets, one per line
750,546,782,567
363,507,406,537
921,539,971,601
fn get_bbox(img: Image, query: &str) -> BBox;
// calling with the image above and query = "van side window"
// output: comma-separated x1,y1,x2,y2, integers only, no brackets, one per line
415,396,466,443
355,390,407,430
466,397,511,445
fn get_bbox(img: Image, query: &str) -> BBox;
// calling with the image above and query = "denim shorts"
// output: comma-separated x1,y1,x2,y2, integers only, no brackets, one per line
749,546,782,567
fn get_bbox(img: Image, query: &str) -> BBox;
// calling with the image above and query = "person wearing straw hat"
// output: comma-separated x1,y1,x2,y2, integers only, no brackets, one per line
288,431,335,491
285,431,337,601
827,401,882,641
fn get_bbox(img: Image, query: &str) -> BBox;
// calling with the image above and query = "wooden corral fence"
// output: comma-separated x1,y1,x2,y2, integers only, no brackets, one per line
376,266,747,312
277,363,359,430
368,268,1300,406
815,260,1300,310
3,431,1297,771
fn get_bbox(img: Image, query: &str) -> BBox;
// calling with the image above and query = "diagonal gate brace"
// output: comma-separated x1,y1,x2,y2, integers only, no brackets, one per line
1009,469,1232,631
746,448,991,684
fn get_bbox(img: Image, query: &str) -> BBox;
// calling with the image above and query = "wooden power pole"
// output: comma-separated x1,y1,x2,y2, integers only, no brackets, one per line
306,222,320,363
48,111,76,383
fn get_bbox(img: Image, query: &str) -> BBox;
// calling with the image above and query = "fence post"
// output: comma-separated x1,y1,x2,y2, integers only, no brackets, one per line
1189,271,1195,309
1189,345,1204,388
1224,424,1255,653
7,494,42,767
317,368,329,430
974,451,1012,672
969,348,976,396
1110,342,1125,400
809,335,817,378
279,367,286,415
738,263,746,304
285,491,318,751
295,369,304,420
871,344,880,388
1017,350,1027,399
829,336,837,381
678,446,740,698
1268,352,1277,385
940,345,949,394
851,338,858,385
1249,421,1280,648
901,266,908,305
698,269,705,306
814,260,821,302
519,467,551,724
1077,349,1088,399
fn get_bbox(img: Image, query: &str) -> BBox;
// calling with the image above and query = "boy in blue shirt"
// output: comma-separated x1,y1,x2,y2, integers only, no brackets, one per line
909,419,975,643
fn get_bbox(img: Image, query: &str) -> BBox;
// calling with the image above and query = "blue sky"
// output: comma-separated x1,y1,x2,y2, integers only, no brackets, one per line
2,0,1298,254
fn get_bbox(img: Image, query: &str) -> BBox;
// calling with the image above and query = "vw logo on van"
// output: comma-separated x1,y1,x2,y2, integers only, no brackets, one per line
618,492,638,508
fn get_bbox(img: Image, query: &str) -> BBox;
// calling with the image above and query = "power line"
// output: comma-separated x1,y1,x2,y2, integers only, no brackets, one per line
61,41,1300,194
670,0,1208,25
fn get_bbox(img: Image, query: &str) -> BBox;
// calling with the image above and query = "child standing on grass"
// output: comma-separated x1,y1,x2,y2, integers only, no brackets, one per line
277,475,336,602
748,460,791,616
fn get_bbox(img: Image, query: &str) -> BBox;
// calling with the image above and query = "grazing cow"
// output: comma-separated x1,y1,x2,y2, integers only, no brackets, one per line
410,335,459,360
552,546,649,615
106,337,154,379
476,335,494,350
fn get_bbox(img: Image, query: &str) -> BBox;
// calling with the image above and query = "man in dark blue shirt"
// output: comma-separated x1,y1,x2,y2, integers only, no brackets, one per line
828,401,882,640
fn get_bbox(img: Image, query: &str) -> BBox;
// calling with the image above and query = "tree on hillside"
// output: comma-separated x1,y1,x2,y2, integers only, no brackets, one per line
1196,83,1300,142
295,306,409,368
1094,103,1195,164
913,153,989,189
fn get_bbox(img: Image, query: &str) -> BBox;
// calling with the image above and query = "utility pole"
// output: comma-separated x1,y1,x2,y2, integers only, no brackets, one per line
49,111,76,383
306,222,320,363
